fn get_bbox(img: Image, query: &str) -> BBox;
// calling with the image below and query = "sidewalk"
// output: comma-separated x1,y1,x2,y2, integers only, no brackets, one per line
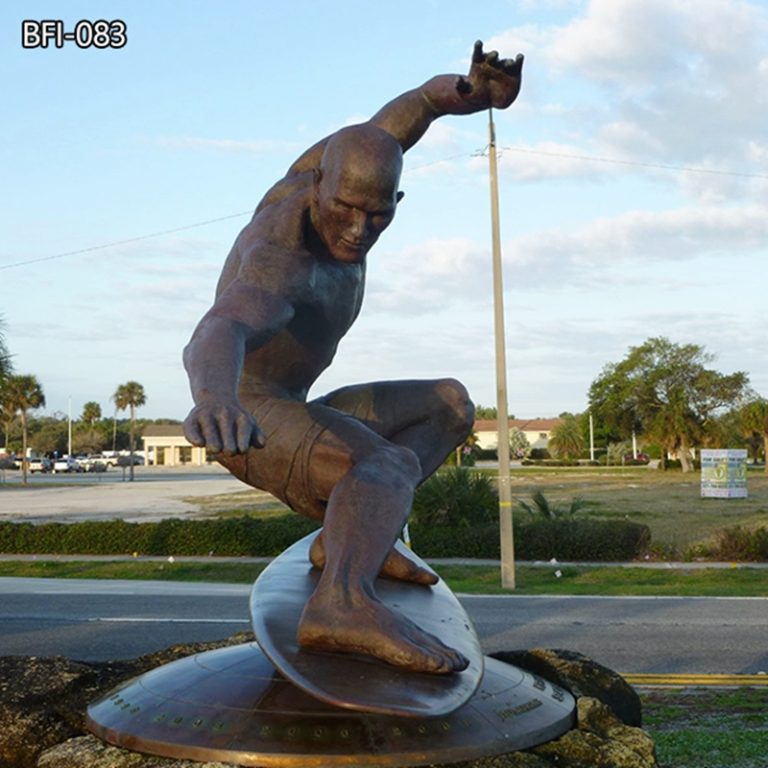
1,553,767,569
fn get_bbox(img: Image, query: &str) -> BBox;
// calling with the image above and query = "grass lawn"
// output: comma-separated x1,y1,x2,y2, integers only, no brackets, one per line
641,687,768,768
2,559,768,597
503,466,768,555
183,466,768,558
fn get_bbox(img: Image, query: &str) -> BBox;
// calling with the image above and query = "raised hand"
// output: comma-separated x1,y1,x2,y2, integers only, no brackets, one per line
456,40,524,110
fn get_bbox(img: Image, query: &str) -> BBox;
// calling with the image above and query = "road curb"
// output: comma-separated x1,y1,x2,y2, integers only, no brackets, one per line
624,673,768,687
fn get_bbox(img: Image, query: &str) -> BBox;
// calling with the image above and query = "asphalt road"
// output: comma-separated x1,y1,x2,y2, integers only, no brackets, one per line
1,578,766,674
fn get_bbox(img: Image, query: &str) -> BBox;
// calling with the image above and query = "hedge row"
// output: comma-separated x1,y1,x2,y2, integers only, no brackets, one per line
714,525,768,561
410,519,651,561
0,515,650,562
0,516,319,557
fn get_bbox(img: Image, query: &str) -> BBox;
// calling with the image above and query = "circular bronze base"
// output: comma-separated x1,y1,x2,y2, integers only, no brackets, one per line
87,643,575,767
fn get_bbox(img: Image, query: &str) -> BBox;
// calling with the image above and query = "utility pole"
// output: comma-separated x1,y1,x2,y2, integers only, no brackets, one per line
68,397,72,457
488,108,515,589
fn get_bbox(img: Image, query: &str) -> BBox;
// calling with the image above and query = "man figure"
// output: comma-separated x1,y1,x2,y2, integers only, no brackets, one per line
183,42,523,674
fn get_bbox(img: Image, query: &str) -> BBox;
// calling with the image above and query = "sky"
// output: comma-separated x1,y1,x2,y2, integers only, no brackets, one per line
2,0,767,422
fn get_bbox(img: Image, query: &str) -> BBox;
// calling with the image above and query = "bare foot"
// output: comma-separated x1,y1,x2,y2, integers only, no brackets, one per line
297,588,468,674
309,532,438,586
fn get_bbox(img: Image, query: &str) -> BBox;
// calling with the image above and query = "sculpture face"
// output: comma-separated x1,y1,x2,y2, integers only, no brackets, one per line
312,125,403,264
314,171,398,263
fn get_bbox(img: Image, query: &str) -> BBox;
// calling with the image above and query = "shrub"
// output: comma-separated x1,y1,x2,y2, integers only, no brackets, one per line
517,519,651,561
0,515,319,557
411,468,498,528
410,522,501,558
409,518,650,561
664,459,701,471
517,491,590,519
714,525,768,561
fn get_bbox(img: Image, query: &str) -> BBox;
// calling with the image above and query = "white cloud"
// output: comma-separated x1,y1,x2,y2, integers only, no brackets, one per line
367,237,491,311
487,1,768,198
503,203,768,288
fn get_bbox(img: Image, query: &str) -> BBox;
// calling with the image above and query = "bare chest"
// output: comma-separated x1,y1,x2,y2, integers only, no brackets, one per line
290,259,365,344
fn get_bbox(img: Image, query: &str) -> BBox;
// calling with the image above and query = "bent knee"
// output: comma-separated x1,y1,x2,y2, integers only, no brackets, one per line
377,442,422,480
433,378,475,439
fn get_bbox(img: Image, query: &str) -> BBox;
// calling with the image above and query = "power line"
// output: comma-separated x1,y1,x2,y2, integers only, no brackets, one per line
0,211,253,272
2,146,765,272
495,145,768,180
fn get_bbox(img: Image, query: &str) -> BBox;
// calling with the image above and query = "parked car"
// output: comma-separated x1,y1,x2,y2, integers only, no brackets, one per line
52,456,82,473
28,457,53,473
116,454,144,466
78,455,110,472
86,453,118,468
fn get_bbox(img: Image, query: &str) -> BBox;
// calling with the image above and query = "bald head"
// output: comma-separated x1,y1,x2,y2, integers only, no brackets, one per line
311,124,404,264
320,124,403,196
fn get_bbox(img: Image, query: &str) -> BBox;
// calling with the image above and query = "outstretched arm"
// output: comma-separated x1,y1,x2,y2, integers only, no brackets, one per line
372,40,524,151
183,264,295,454
256,41,522,210
284,41,522,171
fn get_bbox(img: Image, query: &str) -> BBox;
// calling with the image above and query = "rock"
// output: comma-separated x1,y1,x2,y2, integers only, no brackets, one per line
0,634,254,768
0,639,659,768
37,735,237,767
490,648,642,727
531,697,658,768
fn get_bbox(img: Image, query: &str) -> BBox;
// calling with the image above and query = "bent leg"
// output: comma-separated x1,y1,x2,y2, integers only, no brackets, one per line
315,377,475,481
310,378,474,584
296,405,467,673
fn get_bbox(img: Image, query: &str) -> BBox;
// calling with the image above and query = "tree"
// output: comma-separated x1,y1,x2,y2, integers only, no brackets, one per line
548,414,585,461
29,417,68,456
508,427,531,459
0,315,12,386
589,337,748,472
0,396,14,453
113,381,146,481
4,374,45,484
81,401,102,425
739,397,768,473
76,401,104,454
0,316,13,451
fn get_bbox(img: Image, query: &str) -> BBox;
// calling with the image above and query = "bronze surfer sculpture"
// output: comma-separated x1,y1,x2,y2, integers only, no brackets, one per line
183,41,524,676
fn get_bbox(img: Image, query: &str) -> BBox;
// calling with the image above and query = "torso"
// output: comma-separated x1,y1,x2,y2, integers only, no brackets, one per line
217,184,366,403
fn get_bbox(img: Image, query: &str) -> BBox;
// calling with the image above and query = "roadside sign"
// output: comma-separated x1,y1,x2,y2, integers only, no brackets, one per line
700,449,748,498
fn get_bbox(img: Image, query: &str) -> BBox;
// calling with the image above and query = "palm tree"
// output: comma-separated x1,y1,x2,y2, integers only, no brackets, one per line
548,415,585,461
4,374,45,484
78,401,103,454
0,315,12,385
0,398,14,455
741,398,768,474
113,381,146,481
81,401,102,426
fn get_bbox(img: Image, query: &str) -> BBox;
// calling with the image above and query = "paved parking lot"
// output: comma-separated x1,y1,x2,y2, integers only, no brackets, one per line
0,465,252,523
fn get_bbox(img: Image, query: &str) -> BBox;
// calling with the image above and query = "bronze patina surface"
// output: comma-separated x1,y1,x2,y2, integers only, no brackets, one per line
86,643,575,767
84,40,571,768
181,40,524,674
250,532,483,717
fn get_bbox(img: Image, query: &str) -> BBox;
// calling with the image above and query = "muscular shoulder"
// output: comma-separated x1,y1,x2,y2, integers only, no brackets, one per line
216,189,313,296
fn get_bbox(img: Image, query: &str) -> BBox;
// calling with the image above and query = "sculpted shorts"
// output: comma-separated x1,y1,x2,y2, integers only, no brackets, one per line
217,395,362,520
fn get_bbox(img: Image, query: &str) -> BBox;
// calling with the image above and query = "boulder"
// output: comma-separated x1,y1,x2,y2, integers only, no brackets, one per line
490,648,642,727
